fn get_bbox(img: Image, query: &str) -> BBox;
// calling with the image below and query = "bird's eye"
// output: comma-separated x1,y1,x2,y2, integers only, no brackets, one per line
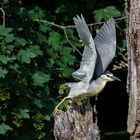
106,74,110,77
106,74,112,77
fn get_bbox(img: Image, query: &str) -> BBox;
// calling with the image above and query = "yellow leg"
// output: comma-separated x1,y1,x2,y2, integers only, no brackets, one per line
53,97,68,113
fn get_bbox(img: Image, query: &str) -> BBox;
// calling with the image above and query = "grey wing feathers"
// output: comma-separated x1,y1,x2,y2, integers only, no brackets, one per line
72,15,97,82
94,18,116,77
73,14,91,43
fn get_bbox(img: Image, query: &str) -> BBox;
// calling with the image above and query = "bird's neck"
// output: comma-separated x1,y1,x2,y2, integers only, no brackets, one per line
95,77,108,88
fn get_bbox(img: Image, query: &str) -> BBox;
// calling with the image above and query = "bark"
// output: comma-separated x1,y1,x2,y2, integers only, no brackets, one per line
125,0,140,139
53,99,100,140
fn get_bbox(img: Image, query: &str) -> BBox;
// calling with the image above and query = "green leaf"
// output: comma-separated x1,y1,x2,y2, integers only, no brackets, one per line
5,45,15,52
0,123,13,135
0,55,16,64
39,23,51,32
30,45,43,56
105,6,121,17
32,71,50,86
62,67,74,77
28,6,46,20
0,67,8,78
17,46,42,63
5,34,15,43
43,115,51,121
0,26,13,36
15,38,27,46
55,5,65,14
58,100,68,110
17,49,34,63
1,115,6,121
11,109,30,119
0,55,10,64
33,98,44,108
48,31,61,49
9,63,20,72
94,9,103,22
93,6,121,22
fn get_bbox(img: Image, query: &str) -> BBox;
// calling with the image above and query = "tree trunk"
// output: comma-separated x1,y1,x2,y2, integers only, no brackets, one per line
53,99,100,140
125,0,140,139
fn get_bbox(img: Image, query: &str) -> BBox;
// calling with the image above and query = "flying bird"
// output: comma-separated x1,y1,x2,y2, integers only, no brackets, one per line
54,14,120,113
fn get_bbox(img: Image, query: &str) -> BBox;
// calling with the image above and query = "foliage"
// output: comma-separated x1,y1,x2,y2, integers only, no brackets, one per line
93,6,121,22
0,0,125,139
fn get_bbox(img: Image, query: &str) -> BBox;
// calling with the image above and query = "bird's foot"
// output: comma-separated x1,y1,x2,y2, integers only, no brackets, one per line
53,107,59,114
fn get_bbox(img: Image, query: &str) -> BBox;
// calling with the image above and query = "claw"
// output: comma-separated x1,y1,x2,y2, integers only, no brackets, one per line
53,97,68,114
53,107,59,114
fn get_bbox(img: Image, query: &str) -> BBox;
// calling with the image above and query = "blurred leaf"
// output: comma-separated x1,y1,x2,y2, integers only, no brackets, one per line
55,5,65,14
12,109,30,119
28,6,46,20
0,123,13,135
17,46,43,63
32,71,50,86
0,55,16,64
48,31,61,48
43,115,51,121
105,6,121,17
39,23,51,32
30,45,43,56
5,34,15,43
94,6,121,22
94,10,103,22
0,26,13,36
62,67,74,77
0,67,8,78
33,98,44,108
9,63,20,72
15,38,27,46
17,49,34,63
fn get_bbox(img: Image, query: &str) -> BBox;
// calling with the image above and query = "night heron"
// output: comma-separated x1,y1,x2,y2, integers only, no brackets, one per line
54,14,120,113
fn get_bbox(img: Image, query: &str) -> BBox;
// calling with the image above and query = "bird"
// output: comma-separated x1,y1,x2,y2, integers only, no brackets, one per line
53,14,120,113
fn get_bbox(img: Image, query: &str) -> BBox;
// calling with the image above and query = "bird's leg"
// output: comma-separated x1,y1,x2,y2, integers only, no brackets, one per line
53,97,67,113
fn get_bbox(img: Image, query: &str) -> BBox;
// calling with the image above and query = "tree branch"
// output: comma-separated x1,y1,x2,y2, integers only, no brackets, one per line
35,16,127,57
63,28,82,56
0,8,5,26
35,16,126,29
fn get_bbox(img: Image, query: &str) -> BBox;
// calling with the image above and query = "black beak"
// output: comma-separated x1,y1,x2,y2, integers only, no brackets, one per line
111,75,121,81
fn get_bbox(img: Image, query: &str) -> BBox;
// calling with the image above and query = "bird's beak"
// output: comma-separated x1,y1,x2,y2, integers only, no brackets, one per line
111,75,121,81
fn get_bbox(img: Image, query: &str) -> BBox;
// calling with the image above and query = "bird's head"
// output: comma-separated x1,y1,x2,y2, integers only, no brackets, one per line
100,71,121,82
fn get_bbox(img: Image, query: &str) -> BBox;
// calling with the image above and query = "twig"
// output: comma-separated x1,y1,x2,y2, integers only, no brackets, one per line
35,19,64,29
63,28,82,56
35,16,127,56
35,19,82,55
115,23,125,32
36,16,126,29
0,8,5,26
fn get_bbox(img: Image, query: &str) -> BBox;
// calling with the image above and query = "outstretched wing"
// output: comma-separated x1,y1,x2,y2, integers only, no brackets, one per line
94,18,116,78
72,14,97,82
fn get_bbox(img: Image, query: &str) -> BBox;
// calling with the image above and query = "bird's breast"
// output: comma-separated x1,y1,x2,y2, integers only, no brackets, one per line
87,81,106,96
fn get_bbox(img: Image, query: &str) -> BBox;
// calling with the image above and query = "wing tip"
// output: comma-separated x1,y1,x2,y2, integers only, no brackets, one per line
73,14,84,22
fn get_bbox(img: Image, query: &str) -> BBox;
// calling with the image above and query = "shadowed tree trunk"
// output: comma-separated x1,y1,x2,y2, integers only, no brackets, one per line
125,0,140,139
53,99,100,140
